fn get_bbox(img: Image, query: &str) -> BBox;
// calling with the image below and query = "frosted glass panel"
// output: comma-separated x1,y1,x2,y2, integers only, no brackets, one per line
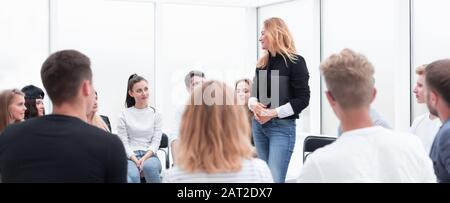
322,0,405,135
52,0,155,133
0,0,48,97
157,4,254,135
411,0,450,120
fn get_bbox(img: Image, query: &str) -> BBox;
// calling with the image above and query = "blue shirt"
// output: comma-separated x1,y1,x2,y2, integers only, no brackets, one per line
430,119,450,183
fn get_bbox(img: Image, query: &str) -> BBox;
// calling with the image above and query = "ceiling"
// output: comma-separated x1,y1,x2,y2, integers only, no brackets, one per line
115,0,296,8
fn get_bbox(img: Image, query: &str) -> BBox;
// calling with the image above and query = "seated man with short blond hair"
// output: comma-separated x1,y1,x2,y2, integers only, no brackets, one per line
297,49,436,183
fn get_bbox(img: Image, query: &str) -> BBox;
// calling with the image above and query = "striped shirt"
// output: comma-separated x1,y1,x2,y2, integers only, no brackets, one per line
163,159,273,183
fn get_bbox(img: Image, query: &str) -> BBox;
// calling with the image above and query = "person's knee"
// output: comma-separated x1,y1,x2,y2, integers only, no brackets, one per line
143,158,161,173
127,175,140,183
127,170,141,183
127,161,141,182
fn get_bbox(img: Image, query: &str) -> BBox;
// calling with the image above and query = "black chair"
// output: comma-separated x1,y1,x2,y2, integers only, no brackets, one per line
303,136,336,163
159,133,170,169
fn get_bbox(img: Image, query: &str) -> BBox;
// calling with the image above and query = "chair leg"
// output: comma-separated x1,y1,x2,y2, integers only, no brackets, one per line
165,150,170,169
167,145,171,169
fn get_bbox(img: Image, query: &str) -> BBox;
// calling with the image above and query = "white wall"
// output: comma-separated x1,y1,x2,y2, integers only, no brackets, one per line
51,0,155,133
411,0,450,120
321,0,410,135
156,4,257,135
0,0,49,108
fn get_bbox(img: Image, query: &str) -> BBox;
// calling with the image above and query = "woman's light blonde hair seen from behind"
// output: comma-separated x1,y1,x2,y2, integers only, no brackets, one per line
176,80,253,173
257,17,298,69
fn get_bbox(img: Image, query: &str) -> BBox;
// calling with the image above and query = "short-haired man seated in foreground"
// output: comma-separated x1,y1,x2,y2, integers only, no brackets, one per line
297,49,436,183
0,50,127,183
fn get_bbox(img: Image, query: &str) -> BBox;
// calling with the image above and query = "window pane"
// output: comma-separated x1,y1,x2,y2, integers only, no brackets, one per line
411,0,450,120
322,0,406,135
157,4,254,134
53,0,155,132
0,0,48,92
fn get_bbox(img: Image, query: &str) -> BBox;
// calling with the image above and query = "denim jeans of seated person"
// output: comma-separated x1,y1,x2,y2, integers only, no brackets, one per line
127,150,162,183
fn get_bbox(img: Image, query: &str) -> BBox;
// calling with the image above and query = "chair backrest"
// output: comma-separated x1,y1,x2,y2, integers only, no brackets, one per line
303,136,336,163
160,133,169,149
158,133,170,169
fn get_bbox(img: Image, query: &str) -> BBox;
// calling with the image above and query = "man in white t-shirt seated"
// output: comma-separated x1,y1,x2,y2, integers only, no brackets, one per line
297,49,436,183
410,64,442,154
168,70,206,164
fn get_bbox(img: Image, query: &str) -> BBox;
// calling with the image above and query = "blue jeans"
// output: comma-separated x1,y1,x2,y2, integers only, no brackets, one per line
252,118,296,183
127,150,162,183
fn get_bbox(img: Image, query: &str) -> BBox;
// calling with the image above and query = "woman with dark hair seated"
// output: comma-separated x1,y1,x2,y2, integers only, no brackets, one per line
117,74,163,183
21,85,45,119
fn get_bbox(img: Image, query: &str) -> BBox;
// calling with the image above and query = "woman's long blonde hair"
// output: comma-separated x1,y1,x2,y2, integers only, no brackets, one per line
89,114,110,133
257,17,298,69
0,89,25,133
176,80,253,173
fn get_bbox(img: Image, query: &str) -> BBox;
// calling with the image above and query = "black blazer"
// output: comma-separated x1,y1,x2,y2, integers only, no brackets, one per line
251,54,310,120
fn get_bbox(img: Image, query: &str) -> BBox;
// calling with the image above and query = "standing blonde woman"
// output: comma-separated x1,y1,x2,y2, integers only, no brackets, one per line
0,89,27,133
248,17,310,182
164,81,273,183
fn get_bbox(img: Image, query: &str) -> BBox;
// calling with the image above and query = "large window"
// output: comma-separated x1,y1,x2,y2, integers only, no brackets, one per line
0,0,48,93
411,0,450,120
321,0,410,135
156,4,256,134
52,0,155,132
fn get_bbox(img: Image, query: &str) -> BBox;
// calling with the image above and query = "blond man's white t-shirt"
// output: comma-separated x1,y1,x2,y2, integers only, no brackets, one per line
297,126,436,183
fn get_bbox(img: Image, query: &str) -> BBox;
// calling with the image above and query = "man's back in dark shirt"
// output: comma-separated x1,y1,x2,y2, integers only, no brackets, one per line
0,115,127,183
430,119,450,183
